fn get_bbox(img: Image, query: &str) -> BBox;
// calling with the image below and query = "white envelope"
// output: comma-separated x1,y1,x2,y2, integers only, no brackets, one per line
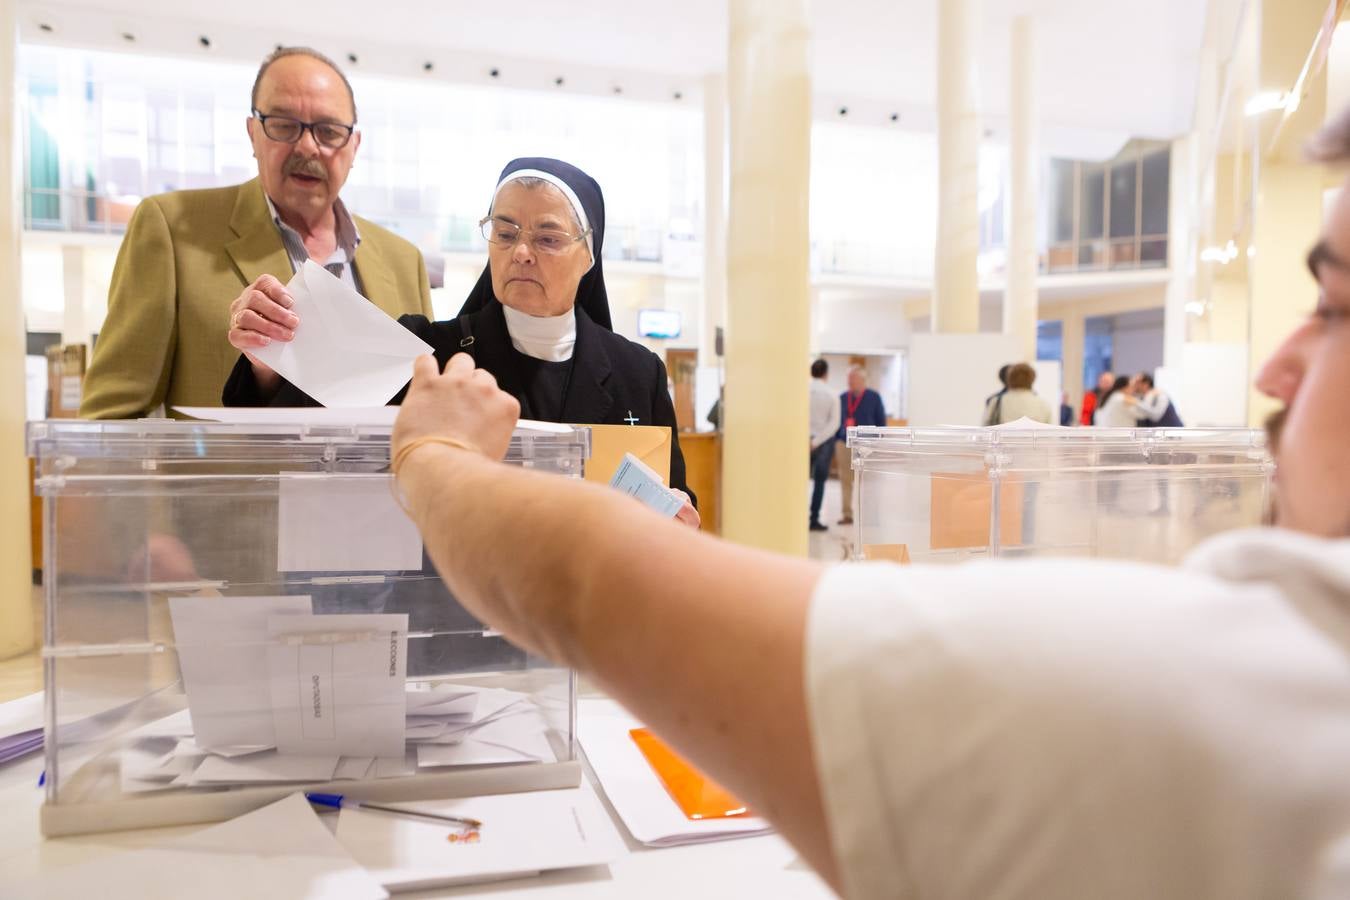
251,260,433,408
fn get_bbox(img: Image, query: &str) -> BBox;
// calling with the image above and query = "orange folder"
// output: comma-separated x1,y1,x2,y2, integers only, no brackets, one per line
629,728,751,821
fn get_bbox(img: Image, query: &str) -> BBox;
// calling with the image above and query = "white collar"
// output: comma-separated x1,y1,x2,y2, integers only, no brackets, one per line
502,304,576,362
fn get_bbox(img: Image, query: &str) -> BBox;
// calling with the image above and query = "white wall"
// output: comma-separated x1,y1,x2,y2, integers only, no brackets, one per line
1111,316,1165,375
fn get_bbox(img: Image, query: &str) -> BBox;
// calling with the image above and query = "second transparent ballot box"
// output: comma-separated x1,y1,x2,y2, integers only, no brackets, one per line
848,425,1272,565
31,418,590,836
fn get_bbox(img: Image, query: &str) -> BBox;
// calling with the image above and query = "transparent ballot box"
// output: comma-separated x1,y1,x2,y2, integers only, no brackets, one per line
848,426,1271,566
29,419,590,836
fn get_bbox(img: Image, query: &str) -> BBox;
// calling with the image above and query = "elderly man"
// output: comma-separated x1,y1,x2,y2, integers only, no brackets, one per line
80,47,432,419
388,114,1350,898
833,367,886,526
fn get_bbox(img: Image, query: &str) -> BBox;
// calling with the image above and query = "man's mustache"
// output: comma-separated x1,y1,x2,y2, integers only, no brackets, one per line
284,156,328,181
1265,407,1288,456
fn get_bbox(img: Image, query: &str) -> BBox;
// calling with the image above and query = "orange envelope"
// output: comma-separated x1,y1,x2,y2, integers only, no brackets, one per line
930,472,1024,551
630,728,751,820
579,424,673,486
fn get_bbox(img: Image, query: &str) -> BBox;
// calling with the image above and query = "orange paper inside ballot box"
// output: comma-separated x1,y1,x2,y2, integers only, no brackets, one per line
629,728,752,821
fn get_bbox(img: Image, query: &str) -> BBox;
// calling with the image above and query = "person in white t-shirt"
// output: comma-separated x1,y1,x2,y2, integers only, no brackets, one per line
389,108,1350,900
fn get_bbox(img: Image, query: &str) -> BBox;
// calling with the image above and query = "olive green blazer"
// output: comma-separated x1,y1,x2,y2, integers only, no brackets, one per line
80,177,434,418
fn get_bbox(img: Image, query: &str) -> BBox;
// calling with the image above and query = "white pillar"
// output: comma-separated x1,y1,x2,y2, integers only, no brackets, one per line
723,0,812,556
933,0,980,333
62,245,85,344
700,73,727,365
1003,15,1038,360
0,1,36,659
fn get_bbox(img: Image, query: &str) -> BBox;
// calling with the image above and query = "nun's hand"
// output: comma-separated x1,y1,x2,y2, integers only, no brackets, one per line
671,490,701,530
393,353,521,466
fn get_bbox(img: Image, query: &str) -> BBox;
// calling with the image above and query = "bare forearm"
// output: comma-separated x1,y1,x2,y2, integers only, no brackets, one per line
399,445,840,888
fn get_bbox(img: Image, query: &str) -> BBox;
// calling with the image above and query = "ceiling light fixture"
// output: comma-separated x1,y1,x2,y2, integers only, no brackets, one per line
121,32,135,42
199,36,210,48
347,52,358,64
673,91,683,101
489,67,500,78
423,61,434,72
38,23,53,32
554,76,565,87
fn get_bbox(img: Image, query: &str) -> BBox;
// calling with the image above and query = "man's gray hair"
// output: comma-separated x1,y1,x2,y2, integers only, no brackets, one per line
251,47,356,121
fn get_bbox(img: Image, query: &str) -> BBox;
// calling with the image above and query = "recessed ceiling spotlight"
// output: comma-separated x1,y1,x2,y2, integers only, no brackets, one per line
347,52,358,64
612,85,623,95
489,67,500,78
673,91,683,101
38,23,53,32
199,35,211,48
838,106,848,117
983,128,994,138
423,61,434,72
121,32,135,42
890,112,900,122
554,76,565,87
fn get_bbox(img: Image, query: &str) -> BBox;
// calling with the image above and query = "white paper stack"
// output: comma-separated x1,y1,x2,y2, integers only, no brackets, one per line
334,784,624,892
10,793,388,900
578,699,773,847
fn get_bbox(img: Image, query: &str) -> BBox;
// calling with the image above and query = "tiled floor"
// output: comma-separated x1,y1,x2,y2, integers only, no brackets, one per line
807,477,856,563
0,586,42,703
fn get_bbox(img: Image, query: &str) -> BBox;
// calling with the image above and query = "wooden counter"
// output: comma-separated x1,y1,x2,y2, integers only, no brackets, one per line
679,432,721,536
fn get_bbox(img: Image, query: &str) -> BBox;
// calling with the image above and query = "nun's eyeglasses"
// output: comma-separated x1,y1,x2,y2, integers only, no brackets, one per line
478,216,591,255
252,109,356,150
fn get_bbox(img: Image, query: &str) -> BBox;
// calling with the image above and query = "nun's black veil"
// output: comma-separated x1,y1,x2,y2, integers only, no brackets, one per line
456,157,613,332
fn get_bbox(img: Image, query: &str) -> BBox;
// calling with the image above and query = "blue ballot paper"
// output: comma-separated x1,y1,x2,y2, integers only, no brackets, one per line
609,452,683,518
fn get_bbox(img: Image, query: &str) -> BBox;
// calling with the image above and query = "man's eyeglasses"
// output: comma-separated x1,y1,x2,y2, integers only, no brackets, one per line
478,216,590,255
252,109,356,150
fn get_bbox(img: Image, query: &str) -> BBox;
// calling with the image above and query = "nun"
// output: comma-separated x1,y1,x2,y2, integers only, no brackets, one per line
224,157,697,525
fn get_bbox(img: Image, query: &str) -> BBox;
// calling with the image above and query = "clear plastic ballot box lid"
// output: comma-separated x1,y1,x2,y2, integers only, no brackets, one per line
847,424,1272,566
28,418,590,836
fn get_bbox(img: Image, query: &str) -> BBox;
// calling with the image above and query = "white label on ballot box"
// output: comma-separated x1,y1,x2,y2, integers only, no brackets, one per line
277,474,423,573
267,613,408,758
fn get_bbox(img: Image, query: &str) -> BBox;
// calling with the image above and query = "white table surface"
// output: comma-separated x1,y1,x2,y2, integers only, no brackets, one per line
0,693,834,899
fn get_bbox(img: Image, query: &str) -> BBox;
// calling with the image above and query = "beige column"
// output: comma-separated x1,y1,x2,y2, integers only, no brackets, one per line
700,73,727,365
0,2,36,659
62,245,85,344
1060,311,1085,418
722,0,811,556
933,0,980,333
1003,15,1038,359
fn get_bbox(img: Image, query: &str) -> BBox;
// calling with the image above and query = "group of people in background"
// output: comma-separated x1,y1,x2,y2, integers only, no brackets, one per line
982,364,1185,428
1081,371,1185,428
808,359,887,532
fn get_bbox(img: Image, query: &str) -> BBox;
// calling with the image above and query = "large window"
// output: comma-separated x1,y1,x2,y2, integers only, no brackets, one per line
1046,141,1170,274
18,45,702,264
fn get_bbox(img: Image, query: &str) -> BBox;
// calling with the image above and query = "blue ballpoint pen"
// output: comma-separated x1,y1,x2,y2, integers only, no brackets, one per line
305,791,482,829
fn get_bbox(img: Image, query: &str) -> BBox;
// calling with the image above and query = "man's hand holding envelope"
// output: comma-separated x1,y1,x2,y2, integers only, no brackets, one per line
227,260,432,408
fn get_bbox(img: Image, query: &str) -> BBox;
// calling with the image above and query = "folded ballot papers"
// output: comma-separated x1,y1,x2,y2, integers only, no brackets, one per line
610,451,684,518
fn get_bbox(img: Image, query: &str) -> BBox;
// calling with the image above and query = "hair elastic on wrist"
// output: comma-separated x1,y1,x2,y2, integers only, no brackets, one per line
391,435,478,478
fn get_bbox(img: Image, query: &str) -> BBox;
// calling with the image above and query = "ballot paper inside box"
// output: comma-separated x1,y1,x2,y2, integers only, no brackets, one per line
27,418,593,837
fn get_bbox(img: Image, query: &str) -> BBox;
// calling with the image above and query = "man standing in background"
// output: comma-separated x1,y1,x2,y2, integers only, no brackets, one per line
834,366,886,526
808,359,840,533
